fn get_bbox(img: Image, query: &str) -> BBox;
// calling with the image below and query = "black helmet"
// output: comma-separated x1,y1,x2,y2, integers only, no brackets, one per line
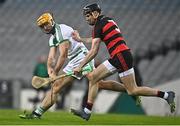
83,3,101,15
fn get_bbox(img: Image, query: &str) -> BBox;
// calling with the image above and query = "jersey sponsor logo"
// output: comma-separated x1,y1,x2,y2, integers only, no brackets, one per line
102,20,121,33
108,20,121,33
102,20,120,31
108,20,117,26
115,28,120,32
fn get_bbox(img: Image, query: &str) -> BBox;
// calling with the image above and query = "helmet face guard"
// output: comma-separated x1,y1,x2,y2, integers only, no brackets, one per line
83,3,101,16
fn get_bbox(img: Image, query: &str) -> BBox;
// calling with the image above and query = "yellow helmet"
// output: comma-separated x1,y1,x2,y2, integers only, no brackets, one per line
37,12,53,26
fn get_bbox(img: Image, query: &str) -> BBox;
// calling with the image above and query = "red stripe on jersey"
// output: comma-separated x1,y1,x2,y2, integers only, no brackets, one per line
102,22,115,33
107,37,124,50
116,52,129,71
110,44,129,58
103,29,120,41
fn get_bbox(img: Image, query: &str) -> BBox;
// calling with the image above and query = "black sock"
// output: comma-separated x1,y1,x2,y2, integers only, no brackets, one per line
157,91,165,98
85,102,93,111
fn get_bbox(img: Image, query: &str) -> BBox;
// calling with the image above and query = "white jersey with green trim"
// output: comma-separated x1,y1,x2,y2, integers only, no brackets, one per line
49,23,88,60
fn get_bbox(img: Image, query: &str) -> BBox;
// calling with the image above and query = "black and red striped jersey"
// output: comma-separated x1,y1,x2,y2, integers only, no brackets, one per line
92,15,129,58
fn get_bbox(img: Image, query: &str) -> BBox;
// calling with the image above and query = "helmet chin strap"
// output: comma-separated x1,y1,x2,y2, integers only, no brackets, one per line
52,21,55,27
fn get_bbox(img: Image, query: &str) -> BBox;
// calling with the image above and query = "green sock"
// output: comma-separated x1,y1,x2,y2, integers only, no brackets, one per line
34,106,46,116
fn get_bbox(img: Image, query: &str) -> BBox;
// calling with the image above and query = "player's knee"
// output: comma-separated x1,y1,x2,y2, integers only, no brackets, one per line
97,81,104,89
87,72,97,83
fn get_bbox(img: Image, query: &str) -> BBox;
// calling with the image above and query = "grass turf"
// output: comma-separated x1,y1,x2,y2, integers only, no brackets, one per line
0,109,180,125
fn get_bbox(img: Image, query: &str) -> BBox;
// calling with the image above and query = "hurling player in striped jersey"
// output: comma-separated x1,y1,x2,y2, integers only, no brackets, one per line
71,3,175,121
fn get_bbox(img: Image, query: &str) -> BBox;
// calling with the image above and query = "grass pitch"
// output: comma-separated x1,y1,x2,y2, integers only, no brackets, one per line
0,109,180,125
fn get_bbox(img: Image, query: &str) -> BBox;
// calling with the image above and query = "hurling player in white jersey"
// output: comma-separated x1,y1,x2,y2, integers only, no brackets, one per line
19,12,140,119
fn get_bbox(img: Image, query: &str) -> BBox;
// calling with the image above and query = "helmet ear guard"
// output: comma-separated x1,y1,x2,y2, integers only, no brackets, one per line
37,12,54,26
83,3,101,15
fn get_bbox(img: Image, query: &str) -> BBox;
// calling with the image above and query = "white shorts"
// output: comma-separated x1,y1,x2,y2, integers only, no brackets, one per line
102,60,134,78
63,52,94,79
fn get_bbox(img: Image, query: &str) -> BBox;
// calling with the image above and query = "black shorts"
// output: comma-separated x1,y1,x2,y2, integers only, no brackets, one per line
108,50,133,73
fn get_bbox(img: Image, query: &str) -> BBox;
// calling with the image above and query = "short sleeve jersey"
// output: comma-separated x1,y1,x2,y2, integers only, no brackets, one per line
49,24,89,60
